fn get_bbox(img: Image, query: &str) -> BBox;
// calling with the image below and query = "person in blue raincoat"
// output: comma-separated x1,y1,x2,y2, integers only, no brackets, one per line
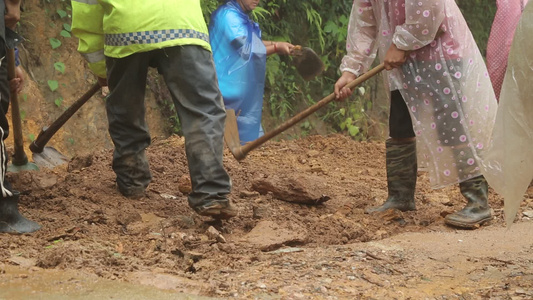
209,0,294,144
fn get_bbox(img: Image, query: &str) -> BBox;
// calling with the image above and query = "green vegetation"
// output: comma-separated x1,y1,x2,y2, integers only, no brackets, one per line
47,80,58,92
54,62,65,74
37,0,496,140
201,0,497,141
41,0,74,109
458,1,497,57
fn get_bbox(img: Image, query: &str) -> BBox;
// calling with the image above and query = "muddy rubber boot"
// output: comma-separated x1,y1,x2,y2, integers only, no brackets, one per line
0,191,41,234
367,139,417,213
445,176,492,229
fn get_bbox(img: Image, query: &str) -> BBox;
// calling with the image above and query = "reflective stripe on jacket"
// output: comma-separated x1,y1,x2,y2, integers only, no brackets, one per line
72,0,211,78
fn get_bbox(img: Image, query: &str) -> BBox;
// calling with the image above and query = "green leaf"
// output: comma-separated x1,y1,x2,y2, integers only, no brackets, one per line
49,38,61,49
323,20,338,34
301,120,311,129
60,30,71,38
54,62,65,74
22,94,28,101
20,110,25,120
48,80,59,92
28,134,35,142
63,23,71,32
339,121,346,130
54,97,63,107
348,125,360,137
57,9,67,18
338,15,349,26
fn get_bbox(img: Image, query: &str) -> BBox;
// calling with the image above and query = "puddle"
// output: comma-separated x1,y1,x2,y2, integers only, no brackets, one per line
0,265,214,300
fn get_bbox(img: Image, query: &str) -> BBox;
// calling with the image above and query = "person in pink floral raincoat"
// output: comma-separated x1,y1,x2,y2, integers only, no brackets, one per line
486,0,528,101
334,0,498,228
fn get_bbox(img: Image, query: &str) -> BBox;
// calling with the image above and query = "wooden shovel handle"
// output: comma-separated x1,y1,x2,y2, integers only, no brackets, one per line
29,83,101,154
233,63,385,160
6,48,29,166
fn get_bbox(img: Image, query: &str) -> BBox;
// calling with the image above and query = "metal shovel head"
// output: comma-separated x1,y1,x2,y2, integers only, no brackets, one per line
7,161,39,172
292,46,324,81
32,146,69,169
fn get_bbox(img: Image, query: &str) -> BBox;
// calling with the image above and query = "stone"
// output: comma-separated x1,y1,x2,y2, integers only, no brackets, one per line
206,226,227,243
244,220,307,251
177,174,192,194
252,174,330,205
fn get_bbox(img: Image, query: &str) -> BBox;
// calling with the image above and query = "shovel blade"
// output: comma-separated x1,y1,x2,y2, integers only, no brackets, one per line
32,146,69,169
292,47,324,81
7,162,39,173
224,109,244,158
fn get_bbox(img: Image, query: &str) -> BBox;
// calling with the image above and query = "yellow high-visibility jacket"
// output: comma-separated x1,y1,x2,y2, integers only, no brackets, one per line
71,0,211,78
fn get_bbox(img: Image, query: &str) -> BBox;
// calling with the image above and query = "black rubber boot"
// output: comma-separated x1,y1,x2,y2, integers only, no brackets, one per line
445,176,492,229
367,139,417,213
0,191,41,234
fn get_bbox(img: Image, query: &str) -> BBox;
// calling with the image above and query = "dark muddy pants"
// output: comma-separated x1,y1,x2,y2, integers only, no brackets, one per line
105,45,231,208
389,90,415,139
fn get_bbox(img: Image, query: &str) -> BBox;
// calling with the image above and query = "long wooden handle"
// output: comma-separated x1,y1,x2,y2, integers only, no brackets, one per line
7,48,29,166
234,63,385,160
29,82,100,154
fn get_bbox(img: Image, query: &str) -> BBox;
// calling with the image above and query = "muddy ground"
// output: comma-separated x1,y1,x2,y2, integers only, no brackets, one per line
0,1,532,298
1,134,532,299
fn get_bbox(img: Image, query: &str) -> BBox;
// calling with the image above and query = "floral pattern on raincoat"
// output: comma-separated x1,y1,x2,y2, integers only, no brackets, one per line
340,0,498,189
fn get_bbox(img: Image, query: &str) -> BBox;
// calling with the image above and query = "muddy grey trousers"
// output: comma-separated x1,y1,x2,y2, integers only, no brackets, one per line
105,45,231,208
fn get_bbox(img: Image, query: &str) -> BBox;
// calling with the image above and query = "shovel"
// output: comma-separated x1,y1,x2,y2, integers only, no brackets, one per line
6,48,39,172
225,63,385,161
29,82,101,168
291,45,324,81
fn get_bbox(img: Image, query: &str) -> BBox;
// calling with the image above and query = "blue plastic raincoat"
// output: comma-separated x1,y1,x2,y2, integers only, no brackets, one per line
209,0,266,144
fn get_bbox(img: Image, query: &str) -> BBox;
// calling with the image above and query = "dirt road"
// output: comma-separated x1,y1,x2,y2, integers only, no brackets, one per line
1,135,532,299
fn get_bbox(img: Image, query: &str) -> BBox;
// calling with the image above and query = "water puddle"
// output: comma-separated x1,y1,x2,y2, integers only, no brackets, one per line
0,265,214,300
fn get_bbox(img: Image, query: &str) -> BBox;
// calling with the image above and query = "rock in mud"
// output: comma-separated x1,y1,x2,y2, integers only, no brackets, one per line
244,220,308,251
178,175,192,194
9,172,58,191
7,256,36,268
206,226,226,243
251,174,330,205
239,190,260,198
115,211,142,226
252,205,268,219
523,210,533,218
425,192,452,206
68,154,94,172
32,173,58,190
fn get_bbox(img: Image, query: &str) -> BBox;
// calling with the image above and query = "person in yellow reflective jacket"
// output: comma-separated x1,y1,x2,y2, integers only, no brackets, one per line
72,0,237,219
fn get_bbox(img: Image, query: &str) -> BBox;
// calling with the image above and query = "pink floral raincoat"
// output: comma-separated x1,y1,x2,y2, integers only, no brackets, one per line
340,0,498,189
486,0,529,101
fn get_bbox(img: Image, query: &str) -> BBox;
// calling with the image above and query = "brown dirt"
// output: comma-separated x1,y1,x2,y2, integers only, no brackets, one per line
1,1,532,299
1,134,532,299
